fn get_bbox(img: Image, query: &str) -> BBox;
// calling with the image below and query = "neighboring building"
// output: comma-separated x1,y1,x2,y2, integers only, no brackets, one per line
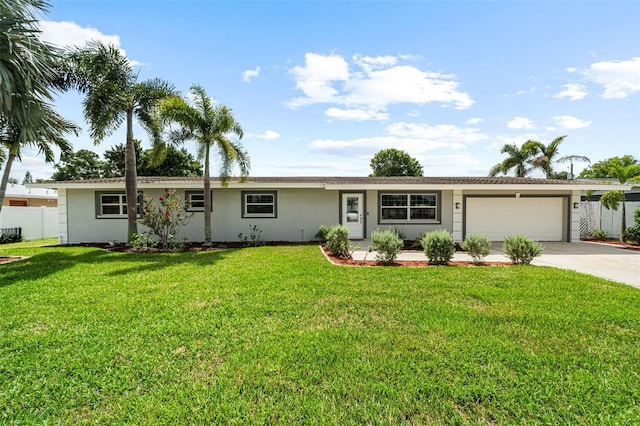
30,176,626,244
2,183,57,207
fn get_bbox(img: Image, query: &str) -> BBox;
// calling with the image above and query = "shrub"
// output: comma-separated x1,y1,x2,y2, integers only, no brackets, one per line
138,189,193,251
130,232,157,252
238,224,265,247
326,225,353,258
503,235,543,265
420,229,455,265
623,208,640,244
461,234,491,264
315,225,330,241
587,229,609,240
370,229,404,263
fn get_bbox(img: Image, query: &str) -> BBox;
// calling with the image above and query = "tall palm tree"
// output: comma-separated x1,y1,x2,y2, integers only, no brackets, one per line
488,142,538,177
527,135,568,178
0,0,78,214
65,42,177,242
157,84,250,246
0,100,77,212
557,155,590,180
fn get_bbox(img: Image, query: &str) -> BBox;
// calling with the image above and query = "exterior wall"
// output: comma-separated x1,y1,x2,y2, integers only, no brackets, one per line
364,190,453,240
66,187,340,243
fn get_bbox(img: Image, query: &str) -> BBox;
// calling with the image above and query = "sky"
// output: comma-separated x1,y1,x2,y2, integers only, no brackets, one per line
8,0,640,181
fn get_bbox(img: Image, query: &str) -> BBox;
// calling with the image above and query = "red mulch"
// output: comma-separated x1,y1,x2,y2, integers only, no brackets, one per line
580,239,640,252
0,256,25,264
320,246,510,267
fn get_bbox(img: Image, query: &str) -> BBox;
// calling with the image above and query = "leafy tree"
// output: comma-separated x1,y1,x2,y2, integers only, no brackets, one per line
527,135,568,178
51,149,108,180
64,42,177,242
157,84,249,246
556,155,591,180
369,148,423,177
22,171,33,184
103,141,202,177
599,164,640,242
488,142,538,177
0,0,77,213
7,177,18,184
578,155,638,179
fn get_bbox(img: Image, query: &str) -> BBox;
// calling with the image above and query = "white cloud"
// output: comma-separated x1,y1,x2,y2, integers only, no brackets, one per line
287,52,474,118
507,117,535,129
325,107,389,121
554,83,588,101
585,57,640,99
467,117,484,125
553,115,591,129
252,130,280,140
38,20,121,48
566,67,578,73
242,66,261,83
386,122,488,144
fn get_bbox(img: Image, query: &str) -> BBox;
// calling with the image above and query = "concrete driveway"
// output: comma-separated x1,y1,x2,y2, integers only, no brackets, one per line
500,242,640,289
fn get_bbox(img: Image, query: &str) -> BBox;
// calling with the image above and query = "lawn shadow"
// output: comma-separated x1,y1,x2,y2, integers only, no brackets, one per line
0,247,232,288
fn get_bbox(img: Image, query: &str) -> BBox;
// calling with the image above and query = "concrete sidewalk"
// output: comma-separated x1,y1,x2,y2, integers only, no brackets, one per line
352,241,640,289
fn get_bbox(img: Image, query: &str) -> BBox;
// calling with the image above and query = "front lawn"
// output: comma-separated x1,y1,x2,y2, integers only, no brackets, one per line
1,245,638,424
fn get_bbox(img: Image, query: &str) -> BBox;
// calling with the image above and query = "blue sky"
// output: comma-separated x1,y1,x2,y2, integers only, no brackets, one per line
11,0,640,180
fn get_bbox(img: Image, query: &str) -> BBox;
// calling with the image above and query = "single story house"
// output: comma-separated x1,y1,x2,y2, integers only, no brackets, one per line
2,183,57,207
30,176,627,244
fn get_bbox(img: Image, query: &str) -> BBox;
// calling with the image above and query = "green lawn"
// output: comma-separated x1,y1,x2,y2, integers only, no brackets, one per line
1,244,639,424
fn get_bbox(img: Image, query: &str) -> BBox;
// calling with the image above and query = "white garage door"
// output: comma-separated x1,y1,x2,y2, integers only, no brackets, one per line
466,197,565,241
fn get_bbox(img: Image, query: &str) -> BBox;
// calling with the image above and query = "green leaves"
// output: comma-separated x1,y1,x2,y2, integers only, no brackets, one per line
369,148,423,177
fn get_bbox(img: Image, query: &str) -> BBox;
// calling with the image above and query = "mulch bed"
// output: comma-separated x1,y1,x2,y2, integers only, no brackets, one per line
320,246,510,267
581,239,640,252
0,256,27,265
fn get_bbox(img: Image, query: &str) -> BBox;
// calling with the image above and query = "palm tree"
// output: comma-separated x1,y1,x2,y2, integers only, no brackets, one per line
488,142,538,177
557,155,591,180
0,0,78,214
526,135,568,178
157,84,250,246
0,101,77,212
65,42,177,242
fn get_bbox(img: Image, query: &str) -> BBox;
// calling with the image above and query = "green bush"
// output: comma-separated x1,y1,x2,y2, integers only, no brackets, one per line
503,235,543,265
587,229,609,240
130,232,157,252
420,229,455,265
315,225,330,241
0,233,22,244
326,225,353,258
623,208,640,244
370,229,404,263
461,234,491,264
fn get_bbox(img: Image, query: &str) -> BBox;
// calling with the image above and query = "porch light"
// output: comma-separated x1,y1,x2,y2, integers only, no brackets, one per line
455,202,461,209
573,202,579,209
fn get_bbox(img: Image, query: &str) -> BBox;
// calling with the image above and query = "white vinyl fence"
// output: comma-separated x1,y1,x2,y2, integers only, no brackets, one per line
0,206,58,241
580,201,640,239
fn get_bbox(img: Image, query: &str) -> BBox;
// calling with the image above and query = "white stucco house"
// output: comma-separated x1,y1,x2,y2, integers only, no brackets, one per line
30,176,627,244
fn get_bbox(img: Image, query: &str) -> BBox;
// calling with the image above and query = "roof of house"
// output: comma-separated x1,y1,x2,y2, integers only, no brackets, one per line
4,183,58,199
28,176,629,191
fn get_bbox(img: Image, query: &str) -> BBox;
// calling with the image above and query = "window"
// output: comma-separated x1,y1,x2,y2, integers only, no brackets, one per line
95,192,143,218
379,192,438,223
242,191,277,218
185,191,212,212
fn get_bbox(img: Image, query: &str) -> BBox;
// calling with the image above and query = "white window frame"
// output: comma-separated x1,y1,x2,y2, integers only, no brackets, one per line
378,192,439,224
242,191,277,218
185,191,212,212
96,192,143,219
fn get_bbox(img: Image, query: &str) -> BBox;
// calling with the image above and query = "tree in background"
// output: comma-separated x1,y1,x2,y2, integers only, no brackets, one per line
22,171,33,184
598,164,640,242
578,155,638,179
488,142,538,177
556,155,590,180
157,84,249,246
64,42,177,242
103,141,202,177
369,148,423,177
51,149,108,180
527,135,568,178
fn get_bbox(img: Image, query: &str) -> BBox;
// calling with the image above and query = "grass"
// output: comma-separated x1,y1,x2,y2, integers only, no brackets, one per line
1,244,639,424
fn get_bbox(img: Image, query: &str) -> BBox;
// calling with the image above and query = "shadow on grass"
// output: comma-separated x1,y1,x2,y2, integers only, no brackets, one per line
0,247,232,288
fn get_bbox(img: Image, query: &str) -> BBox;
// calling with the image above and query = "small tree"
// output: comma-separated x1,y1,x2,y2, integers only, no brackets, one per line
370,148,423,177
137,188,193,251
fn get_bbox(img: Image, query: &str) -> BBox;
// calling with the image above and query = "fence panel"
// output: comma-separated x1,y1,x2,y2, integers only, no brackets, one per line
581,201,640,239
0,206,58,241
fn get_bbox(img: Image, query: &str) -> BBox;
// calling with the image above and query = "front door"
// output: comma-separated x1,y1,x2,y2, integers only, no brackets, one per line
342,193,364,239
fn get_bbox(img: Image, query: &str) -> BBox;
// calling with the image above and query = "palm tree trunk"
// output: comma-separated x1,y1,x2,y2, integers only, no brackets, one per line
203,144,212,246
0,152,16,217
125,109,138,243
620,194,626,242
